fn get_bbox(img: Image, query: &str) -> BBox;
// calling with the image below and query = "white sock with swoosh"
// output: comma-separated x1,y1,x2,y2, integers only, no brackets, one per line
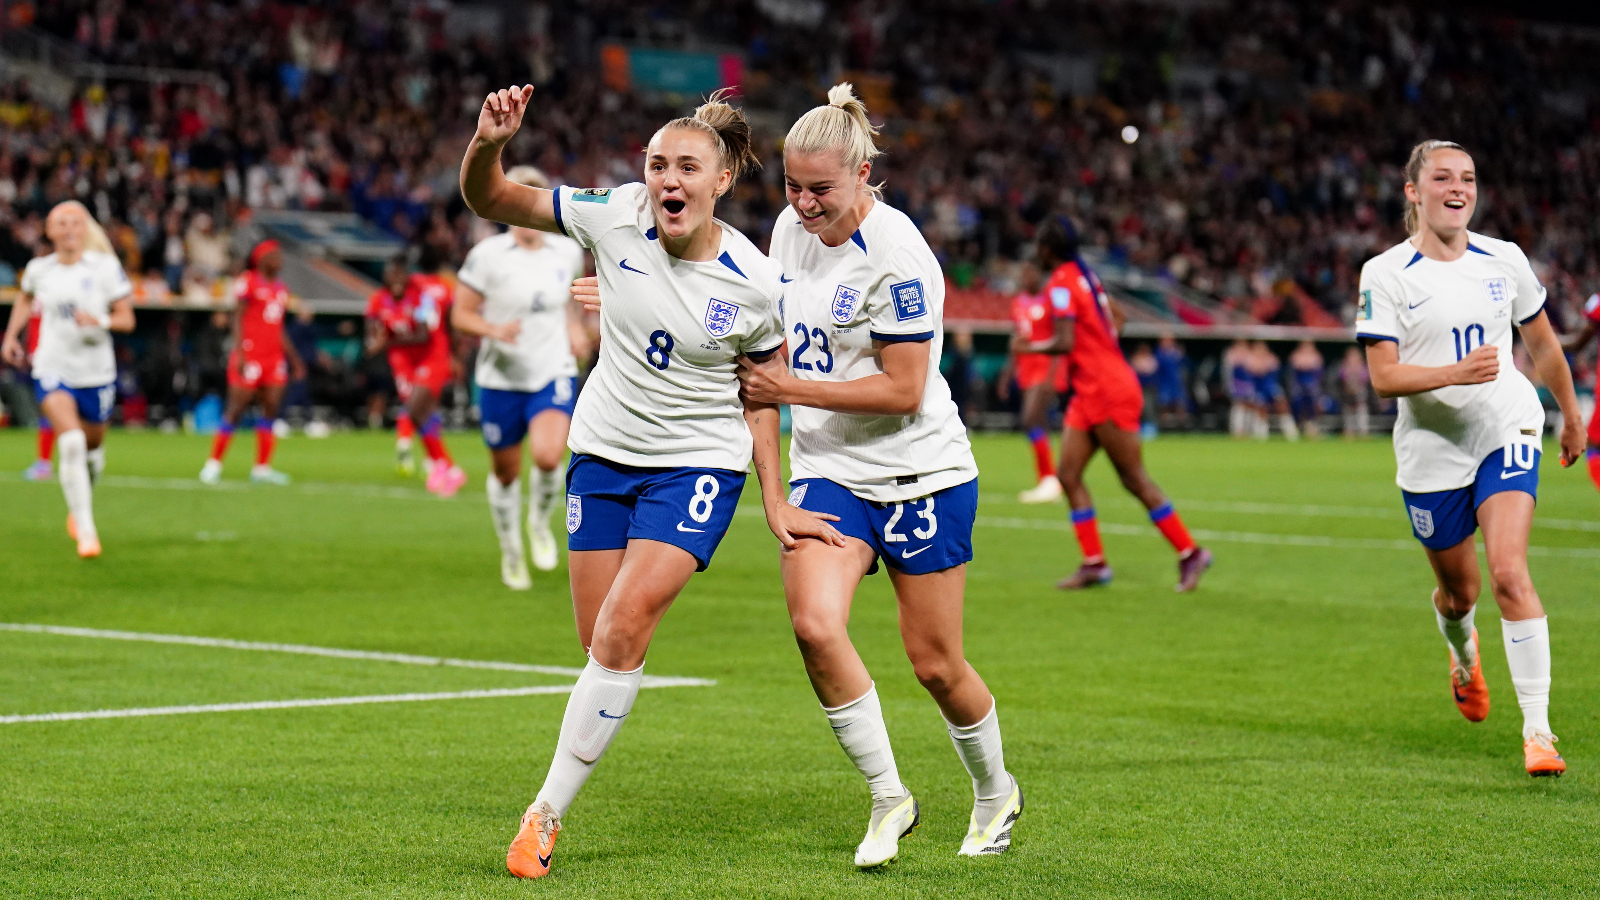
1502,616,1552,739
535,657,643,817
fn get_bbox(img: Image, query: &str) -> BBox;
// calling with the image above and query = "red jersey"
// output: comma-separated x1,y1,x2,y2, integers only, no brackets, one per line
368,274,452,365
1586,293,1600,377
1012,290,1066,344
232,270,290,362
1046,259,1137,399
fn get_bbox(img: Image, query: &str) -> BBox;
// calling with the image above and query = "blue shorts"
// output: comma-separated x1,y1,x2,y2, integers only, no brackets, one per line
34,377,115,424
787,477,977,575
479,379,576,449
565,453,745,571
1402,444,1540,550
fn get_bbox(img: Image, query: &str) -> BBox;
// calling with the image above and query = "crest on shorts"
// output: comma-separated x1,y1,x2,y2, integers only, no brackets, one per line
1408,505,1434,539
704,298,739,338
567,494,582,534
1483,277,1508,304
831,285,862,324
787,483,809,507
481,422,502,446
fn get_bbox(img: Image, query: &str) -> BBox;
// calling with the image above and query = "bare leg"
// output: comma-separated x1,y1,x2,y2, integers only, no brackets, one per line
567,548,625,654
1055,426,1098,511
1093,421,1169,511
586,539,700,670
781,536,878,707
889,564,992,727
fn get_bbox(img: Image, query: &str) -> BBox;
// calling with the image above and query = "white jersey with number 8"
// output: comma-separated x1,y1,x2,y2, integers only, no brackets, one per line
553,182,784,471
1357,232,1546,493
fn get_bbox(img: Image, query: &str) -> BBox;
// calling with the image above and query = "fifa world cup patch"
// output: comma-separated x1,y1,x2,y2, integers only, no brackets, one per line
567,494,583,534
831,284,863,324
890,279,927,321
1408,505,1434,539
1357,290,1373,321
571,188,612,204
786,483,809,507
704,298,739,338
1482,277,1508,304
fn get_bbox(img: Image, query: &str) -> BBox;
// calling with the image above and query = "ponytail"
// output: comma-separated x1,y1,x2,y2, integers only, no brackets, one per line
656,88,760,195
1403,139,1467,235
785,83,885,196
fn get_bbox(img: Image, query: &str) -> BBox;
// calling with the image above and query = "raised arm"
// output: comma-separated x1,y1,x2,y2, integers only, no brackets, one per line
739,338,929,417
1518,311,1584,467
1363,338,1498,399
459,85,560,232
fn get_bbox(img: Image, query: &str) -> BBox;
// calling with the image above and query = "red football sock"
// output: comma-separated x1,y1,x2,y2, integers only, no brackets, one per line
1587,450,1600,493
37,425,55,462
1149,502,1196,556
396,412,415,442
1070,507,1104,564
421,414,452,465
255,423,276,466
209,423,235,462
1027,427,1055,479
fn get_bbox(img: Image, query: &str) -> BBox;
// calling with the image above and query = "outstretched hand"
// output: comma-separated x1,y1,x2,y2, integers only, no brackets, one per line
476,85,534,149
572,276,601,313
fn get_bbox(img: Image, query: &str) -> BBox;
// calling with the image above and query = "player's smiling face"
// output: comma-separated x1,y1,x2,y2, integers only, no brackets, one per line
645,127,731,246
45,204,88,258
1407,148,1476,236
784,148,870,239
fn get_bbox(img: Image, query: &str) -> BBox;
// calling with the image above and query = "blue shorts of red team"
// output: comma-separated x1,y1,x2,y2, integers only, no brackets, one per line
1402,444,1541,550
34,376,115,424
565,453,746,571
479,379,576,449
786,477,977,576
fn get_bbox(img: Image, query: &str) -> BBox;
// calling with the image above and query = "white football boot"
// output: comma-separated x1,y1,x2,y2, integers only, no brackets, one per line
958,775,1023,856
855,790,919,868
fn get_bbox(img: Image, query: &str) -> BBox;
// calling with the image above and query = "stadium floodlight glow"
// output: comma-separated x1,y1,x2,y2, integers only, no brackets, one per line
1121,125,1139,144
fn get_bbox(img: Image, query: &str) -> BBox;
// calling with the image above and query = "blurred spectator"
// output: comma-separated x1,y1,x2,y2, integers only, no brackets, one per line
1338,347,1371,438
1288,341,1327,438
1154,335,1190,428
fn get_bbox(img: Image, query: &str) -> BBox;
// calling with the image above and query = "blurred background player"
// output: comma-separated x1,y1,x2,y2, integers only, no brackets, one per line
1032,216,1212,592
1288,341,1326,438
1338,347,1371,438
1154,335,1190,430
452,165,590,586
2,201,133,557
1250,340,1298,440
21,291,55,481
365,258,418,474
199,240,301,485
1358,140,1584,777
739,84,1022,866
1225,339,1258,437
1559,292,1600,491
1006,260,1068,503
366,251,466,497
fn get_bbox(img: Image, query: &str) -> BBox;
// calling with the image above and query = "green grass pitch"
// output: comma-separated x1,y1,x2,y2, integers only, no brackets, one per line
1,429,1597,899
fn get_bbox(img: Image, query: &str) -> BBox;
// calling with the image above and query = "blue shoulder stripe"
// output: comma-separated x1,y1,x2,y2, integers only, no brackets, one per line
850,230,867,253
717,251,747,279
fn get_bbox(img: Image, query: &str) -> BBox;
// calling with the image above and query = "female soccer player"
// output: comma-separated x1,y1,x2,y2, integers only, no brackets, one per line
1,201,133,557
1358,140,1584,777
1560,293,1600,492
365,258,419,475
1031,216,1212,592
460,84,841,879
199,240,303,485
452,165,590,586
21,299,55,481
1005,260,1067,503
736,84,1021,867
1288,340,1326,437
1250,340,1299,440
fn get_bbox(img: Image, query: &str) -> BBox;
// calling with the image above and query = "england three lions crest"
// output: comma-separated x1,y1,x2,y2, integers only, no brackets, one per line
831,285,862,324
704,298,739,338
1482,277,1508,305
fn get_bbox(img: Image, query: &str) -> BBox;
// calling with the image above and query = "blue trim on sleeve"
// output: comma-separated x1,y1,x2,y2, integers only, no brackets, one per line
850,230,867,253
745,344,781,361
717,251,747,279
1467,243,1492,256
1356,332,1398,344
870,330,935,343
645,226,658,241
1517,301,1546,326
552,188,568,237
1404,251,1424,268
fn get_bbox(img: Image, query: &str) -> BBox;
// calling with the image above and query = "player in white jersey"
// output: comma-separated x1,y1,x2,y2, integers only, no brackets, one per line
2,201,133,558
453,166,590,586
1357,140,1584,777
736,85,1020,866
461,85,843,879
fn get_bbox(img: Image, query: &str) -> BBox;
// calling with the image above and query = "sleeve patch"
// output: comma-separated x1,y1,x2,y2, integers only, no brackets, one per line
1049,286,1072,313
890,278,928,322
1357,290,1373,321
571,188,611,204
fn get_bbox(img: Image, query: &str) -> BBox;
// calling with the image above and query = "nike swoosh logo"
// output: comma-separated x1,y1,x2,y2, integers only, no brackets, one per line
1511,635,1536,643
619,258,649,275
901,546,930,558
1408,297,1431,309
780,275,793,283
1453,688,1467,703
598,708,627,719
1501,470,1527,480
537,848,553,868
676,522,705,533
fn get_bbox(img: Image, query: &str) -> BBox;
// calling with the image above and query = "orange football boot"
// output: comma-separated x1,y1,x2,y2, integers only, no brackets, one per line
77,535,101,558
506,800,560,879
1524,733,1566,778
1449,633,1489,723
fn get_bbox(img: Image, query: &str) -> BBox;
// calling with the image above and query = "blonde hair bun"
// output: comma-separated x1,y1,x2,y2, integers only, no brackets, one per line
787,83,884,196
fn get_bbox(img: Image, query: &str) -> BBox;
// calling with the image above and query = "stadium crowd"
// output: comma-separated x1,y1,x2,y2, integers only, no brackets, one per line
1,0,1597,427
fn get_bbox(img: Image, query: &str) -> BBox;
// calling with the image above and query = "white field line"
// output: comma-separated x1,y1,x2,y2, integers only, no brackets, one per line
0,685,577,725
0,623,715,689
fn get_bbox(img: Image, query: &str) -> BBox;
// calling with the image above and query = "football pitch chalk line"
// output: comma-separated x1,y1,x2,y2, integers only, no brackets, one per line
0,623,714,726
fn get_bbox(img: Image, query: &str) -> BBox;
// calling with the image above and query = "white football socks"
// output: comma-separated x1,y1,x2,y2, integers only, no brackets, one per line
86,446,105,484
1502,616,1552,738
486,474,523,557
1436,603,1477,668
535,657,642,818
1278,413,1300,441
822,684,905,802
945,699,1011,810
57,429,96,539
531,465,562,527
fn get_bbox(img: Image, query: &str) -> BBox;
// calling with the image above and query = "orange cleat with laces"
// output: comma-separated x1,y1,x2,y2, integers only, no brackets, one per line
506,800,560,879
1524,733,1565,778
1449,633,1490,723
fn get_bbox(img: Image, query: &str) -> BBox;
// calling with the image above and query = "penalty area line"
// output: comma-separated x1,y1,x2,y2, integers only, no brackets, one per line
0,685,578,725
